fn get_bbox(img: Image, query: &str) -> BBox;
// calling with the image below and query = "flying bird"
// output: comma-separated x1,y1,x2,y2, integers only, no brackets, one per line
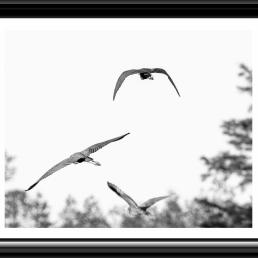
113,68,180,100
25,133,130,191
107,181,169,216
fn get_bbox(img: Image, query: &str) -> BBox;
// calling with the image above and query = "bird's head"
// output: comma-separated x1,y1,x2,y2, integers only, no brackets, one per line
144,210,151,216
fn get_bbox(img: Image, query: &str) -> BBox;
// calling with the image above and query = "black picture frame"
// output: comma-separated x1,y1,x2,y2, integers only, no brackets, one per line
0,0,258,18
0,0,257,254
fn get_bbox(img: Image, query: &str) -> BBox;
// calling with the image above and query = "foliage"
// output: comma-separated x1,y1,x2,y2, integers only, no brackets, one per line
29,193,52,227
59,195,110,228
5,152,16,182
5,190,51,227
194,198,252,228
5,153,52,228
197,64,252,227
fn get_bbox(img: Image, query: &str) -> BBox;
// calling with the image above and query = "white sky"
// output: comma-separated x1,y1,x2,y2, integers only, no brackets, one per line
4,22,251,225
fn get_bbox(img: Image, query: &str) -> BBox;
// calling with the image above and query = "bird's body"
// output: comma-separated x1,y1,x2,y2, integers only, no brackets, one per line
25,133,130,191
113,68,180,100
107,181,169,216
128,206,150,216
69,152,96,164
139,72,153,80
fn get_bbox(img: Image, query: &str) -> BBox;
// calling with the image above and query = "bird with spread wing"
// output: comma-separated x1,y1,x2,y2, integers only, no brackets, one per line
25,133,130,191
113,68,180,100
107,181,169,216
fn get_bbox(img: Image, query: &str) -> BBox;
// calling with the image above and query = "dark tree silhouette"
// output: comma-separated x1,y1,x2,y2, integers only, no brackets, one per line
5,190,29,227
5,152,16,182
80,196,110,227
59,195,79,227
59,195,110,228
29,193,52,227
195,64,252,227
5,152,52,227
5,190,52,228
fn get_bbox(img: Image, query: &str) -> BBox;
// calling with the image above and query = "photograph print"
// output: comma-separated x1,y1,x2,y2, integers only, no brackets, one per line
4,22,252,229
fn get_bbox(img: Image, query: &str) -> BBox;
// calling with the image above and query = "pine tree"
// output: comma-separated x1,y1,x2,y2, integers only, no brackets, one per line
59,195,110,228
5,152,52,227
59,195,80,227
195,64,252,227
5,152,16,182
29,193,52,227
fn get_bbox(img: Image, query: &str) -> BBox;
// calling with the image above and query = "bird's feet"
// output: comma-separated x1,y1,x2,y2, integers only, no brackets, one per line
91,160,101,166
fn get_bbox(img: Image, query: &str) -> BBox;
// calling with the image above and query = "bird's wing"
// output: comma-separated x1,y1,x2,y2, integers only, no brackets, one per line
25,157,74,191
151,68,181,97
107,182,138,209
113,69,142,100
139,195,169,209
81,132,130,156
